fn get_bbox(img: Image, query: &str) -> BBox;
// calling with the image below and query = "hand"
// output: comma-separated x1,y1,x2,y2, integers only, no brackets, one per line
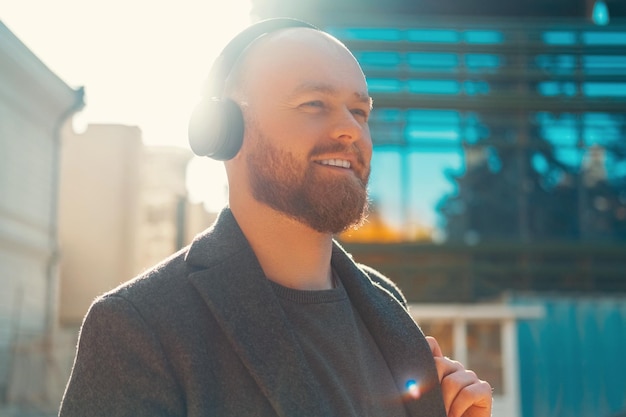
426,336,492,417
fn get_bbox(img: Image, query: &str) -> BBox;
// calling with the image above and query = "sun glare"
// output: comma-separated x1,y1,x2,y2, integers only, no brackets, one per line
2,0,251,213
187,157,229,213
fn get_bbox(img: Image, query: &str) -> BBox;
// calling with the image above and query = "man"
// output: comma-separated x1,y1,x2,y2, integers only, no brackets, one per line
60,20,492,417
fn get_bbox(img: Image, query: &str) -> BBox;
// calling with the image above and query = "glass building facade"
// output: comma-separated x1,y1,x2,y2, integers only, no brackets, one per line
330,21,626,245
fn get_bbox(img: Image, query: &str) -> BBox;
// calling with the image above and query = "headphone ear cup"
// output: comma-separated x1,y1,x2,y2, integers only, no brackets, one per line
188,98,244,161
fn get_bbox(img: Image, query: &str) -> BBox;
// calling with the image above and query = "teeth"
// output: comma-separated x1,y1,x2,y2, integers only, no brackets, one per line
319,159,351,169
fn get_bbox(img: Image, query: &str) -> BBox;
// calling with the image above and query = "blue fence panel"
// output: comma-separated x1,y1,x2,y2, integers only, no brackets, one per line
510,295,626,417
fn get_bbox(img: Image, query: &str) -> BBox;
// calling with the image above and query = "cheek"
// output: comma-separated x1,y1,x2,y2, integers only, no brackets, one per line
269,117,323,149
361,129,374,160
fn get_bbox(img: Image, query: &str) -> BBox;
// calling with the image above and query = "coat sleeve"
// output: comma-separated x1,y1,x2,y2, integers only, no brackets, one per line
59,294,185,417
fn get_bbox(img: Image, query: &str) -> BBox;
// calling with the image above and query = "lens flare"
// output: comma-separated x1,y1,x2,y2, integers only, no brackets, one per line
405,379,421,399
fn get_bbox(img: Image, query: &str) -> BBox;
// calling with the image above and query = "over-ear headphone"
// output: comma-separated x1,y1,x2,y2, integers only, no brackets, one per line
188,18,318,160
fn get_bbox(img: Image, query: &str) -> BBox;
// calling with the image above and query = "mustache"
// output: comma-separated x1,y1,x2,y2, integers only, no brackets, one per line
308,142,367,167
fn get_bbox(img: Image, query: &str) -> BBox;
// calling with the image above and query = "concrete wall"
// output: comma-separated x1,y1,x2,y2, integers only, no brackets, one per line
0,21,82,412
58,124,143,325
136,146,193,273
58,131,217,326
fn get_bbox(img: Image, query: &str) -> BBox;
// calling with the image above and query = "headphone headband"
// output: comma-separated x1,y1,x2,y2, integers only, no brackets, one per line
205,18,318,98
188,18,319,160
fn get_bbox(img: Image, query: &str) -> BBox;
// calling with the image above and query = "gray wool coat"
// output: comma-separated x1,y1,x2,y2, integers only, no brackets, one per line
59,208,446,417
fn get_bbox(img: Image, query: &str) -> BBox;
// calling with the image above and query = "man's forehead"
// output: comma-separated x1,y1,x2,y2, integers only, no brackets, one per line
234,28,369,101
288,81,373,106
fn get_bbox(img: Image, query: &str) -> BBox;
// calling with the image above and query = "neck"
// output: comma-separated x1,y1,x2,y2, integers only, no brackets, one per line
230,197,335,291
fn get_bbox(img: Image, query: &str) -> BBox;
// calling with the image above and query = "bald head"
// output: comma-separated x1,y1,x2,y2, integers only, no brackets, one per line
224,27,368,104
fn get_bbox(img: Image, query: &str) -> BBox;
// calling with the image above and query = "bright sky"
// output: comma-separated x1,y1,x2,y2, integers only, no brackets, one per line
1,0,253,211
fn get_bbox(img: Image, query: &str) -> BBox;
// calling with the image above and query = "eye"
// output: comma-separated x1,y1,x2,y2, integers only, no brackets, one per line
301,100,325,108
351,108,370,121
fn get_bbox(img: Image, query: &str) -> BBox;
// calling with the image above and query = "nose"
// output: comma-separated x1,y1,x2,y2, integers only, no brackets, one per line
330,107,368,145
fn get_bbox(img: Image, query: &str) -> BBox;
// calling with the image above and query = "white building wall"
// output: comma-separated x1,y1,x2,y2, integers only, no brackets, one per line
0,21,82,411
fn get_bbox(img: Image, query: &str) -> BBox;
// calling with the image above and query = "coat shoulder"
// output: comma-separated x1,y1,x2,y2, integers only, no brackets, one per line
90,246,202,329
358,263,408,308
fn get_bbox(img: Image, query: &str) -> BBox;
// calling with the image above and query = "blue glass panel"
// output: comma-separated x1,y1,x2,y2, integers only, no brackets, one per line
464,81,490,95
406,110,460,123
542,125,578,146
583,55,626,74
463,123,490,144
408,80,460,94
367,78,403,93
583,112,624,125
464,126,479,143
605,153,626,181
465,54,501,72
554,147,581,169
464,30,503,44
402,110,461,146
406,29,459,43
583,32,626,45
370,109,405,146
583,113,623,146
355,51,402,68
536,112,578,147
538,82,577,96
370,126,405,145
328,27,402,41
371,108,403,122
565,83,578,95
542,31,577,45
405,125,460,143
583,82,626,96
535,55,576,75
407,53,458,71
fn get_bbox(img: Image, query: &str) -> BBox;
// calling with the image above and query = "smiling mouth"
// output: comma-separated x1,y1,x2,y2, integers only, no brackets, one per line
317,159,351,169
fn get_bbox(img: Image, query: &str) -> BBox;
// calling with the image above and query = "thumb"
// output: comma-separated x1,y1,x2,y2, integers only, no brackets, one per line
426,336,443,358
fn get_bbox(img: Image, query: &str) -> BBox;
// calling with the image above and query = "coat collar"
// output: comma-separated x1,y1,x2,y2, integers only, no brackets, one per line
184,208,444,417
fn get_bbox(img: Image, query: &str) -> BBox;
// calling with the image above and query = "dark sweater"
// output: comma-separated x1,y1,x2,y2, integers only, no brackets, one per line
271,279,410,417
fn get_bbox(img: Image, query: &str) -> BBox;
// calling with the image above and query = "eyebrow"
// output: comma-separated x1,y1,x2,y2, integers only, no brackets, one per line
289,82,373,109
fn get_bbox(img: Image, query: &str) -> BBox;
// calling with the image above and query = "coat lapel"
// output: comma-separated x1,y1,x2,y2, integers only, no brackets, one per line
331,243,447,417
184,209,328,417
183,208,445,417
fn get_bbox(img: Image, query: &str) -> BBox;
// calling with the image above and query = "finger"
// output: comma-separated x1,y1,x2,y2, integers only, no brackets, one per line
432,355,464,385
426,335,443,358
447,379,492,417
438,364,478,415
